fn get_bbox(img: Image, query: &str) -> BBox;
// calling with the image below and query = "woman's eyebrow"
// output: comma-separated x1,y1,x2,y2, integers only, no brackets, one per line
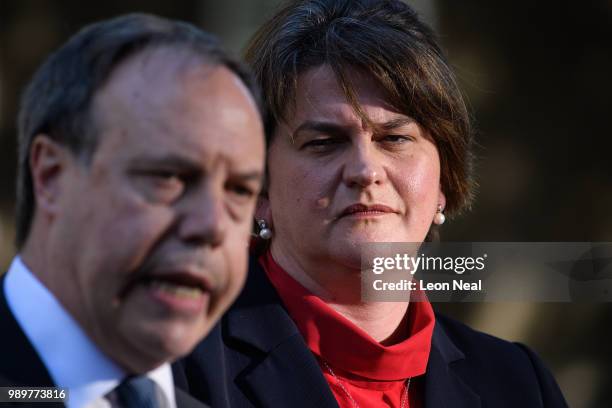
292,121,352,140
291,117,415,142
378,117,415,131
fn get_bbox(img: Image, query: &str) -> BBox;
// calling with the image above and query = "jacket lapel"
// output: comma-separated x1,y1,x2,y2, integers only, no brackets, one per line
225,259,481,408
0,275,63,407
0,275,56,388
224,259,338,408
424,319,481,408
175,386,211,408
241,335,338,408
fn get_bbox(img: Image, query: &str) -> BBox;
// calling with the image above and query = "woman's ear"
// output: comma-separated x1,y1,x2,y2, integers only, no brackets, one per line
255,196,272,227
251,196,274,252
438,187,446,211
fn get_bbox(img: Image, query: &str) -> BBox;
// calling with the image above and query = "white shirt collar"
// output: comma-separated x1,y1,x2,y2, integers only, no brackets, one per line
4,256,177,408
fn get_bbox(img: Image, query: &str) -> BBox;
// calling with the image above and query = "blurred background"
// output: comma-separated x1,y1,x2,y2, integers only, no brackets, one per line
1,0,611,406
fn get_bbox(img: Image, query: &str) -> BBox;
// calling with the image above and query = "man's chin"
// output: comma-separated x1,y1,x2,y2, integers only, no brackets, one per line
116,315,209,370
113,287,231,369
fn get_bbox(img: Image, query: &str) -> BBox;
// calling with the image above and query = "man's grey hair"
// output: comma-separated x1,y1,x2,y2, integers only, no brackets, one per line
16,13,262,248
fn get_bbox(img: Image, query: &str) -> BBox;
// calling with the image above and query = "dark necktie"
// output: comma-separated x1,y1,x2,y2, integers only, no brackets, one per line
113,376,161,408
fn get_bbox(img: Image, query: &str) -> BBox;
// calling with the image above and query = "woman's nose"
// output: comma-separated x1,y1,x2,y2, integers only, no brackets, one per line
342,145,385,189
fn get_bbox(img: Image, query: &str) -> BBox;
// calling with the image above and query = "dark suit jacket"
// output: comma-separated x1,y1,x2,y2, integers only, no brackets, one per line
176,257,568,408
0,275,208,408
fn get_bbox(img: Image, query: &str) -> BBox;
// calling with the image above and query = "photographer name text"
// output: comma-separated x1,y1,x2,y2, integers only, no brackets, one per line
372,279,482,292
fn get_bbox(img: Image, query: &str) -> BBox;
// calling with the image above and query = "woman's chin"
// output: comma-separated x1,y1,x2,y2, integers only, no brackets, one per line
326,233,392,269
339,227,418,245
320,226,427,267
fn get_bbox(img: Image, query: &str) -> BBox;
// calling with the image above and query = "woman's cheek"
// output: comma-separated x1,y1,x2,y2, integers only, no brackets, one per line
397,156,440,202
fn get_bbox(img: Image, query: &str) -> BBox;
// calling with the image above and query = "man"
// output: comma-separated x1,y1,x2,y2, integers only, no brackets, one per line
0,13,265,408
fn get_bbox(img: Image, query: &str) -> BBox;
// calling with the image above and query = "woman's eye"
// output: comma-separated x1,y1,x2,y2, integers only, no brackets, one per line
381,135,413,143
302,138,341,150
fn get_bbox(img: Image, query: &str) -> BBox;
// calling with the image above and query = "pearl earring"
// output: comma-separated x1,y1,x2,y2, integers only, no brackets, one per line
433,204,445,225
257,219,273,240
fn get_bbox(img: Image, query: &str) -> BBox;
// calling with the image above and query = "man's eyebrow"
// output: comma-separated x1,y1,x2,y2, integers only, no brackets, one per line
129,154,201,169
130,154,264,181
230,171,264,183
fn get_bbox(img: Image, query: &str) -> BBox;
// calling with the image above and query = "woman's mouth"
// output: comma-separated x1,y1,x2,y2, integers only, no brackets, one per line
339,203,397,219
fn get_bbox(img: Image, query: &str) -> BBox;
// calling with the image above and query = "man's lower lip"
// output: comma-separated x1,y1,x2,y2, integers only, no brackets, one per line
147,284,208,315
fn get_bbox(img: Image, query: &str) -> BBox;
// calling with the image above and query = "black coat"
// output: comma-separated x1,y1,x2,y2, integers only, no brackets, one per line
176,257,568,408
0,275,208,408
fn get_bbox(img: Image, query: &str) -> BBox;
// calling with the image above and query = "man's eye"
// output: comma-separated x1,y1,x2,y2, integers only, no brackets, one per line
226,182,255,198
146,171,186,190
130,169,186,203
149,170,181,181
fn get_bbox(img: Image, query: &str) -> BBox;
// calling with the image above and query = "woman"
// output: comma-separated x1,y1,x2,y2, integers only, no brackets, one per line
178,1,568,407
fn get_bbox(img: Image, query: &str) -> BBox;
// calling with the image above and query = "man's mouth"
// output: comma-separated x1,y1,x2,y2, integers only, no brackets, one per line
147,279,204,299
140,271,213,314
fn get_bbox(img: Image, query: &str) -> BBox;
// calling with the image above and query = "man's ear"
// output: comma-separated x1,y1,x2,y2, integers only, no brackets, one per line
29,135,71,217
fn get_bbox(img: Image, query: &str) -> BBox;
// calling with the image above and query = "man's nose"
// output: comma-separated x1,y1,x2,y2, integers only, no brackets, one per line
177,184,226,247
342,144,385,189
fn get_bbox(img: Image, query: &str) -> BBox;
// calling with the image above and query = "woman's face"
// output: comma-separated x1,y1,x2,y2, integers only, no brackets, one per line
264,65,444,271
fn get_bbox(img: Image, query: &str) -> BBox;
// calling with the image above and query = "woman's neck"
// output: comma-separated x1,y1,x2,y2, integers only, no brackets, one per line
269,245,410,344
328,300,410,345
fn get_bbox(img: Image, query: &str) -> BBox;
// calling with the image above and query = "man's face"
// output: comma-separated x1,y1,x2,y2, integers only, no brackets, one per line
50,48,264,372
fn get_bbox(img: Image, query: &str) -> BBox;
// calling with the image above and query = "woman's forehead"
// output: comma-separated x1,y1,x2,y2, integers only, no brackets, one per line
291,65,408,127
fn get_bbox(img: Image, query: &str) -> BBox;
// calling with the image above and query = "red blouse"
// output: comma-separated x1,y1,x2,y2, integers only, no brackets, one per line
260,251,435,408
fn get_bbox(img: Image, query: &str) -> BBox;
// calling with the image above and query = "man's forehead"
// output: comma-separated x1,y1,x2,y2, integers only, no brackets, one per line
94,47,215,106
88,59,263,172
126,149,263,174
92,47,259,128
91,52,243,125
89,124,264,180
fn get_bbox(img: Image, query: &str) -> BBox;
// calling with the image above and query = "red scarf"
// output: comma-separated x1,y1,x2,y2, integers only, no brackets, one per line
260,251,435,408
